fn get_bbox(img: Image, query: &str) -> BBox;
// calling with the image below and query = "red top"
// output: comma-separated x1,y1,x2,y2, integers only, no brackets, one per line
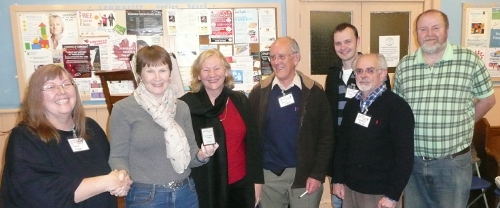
219,98,247,184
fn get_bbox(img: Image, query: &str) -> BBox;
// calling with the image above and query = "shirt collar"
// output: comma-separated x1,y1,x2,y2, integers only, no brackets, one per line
414,41,453,64
272,72,302,91
355,84,387,113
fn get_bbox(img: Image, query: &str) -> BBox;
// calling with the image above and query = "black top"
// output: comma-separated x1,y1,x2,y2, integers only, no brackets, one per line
332,90,414,200
180,87,264,208
1,118,117,208
325,56,392,176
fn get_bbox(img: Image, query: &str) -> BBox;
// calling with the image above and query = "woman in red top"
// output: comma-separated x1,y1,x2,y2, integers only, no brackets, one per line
180,49,263,208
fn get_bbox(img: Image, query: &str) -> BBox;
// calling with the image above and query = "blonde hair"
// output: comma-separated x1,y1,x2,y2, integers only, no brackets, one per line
189,49,234,92
19,64,87,143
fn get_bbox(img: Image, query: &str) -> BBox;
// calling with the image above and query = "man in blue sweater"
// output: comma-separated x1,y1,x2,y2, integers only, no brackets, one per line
249,37,334,208
332,54,414,208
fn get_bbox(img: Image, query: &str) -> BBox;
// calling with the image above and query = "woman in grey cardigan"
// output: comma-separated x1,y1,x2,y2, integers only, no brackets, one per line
108,45,218,208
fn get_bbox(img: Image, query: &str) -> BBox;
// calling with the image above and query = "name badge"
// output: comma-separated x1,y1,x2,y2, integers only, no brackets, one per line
68,138,89,152
278,94,295,108
355,113,371,128
201,127,216,145
345,88,359,98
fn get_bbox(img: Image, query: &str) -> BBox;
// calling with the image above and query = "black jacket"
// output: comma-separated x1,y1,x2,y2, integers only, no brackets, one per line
180,87,264,208
325,57,391,176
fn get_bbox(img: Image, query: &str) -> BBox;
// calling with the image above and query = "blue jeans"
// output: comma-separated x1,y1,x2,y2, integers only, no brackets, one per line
125,177,199,208
404,152,472,208
331,194,342,208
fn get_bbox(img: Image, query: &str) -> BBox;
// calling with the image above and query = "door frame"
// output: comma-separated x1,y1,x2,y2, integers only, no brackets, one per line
285,0,440,85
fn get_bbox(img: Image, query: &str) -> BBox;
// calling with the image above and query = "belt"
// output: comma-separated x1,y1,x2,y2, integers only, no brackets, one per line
421,146,470,161
133,178,190,190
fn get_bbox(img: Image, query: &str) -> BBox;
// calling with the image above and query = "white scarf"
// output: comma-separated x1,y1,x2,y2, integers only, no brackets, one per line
134,82,190,173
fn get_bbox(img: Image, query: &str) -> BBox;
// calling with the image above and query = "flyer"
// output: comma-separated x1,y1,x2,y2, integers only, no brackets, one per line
210,9,234,44
62,44,92,78
78,10,117,36
110,35,137,70
234,9,259,43
126,10,163,36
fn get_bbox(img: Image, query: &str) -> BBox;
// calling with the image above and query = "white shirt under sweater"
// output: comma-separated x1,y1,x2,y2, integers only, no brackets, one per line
108,96,205,184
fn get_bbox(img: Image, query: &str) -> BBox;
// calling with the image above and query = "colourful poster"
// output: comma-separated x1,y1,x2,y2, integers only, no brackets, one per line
110,35,137,70
62,44,92,78
82,37,111,71
210,9,234,44
78,10,117,36
19,14,50,50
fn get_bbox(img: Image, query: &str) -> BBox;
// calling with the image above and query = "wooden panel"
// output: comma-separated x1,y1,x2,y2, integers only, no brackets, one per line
0,112,19,175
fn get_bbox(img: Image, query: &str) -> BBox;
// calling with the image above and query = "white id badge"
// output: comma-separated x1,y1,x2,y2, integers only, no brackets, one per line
68,138,90,152
345,88,359,98
278,94,295,108
355,113,371,128
201,127,216,145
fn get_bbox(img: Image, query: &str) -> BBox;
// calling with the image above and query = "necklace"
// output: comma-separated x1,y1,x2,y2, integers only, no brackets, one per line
219,99,229,122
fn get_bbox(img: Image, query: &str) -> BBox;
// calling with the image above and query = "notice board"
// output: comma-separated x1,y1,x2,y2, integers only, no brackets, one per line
10,3,281,102
462,3,500,81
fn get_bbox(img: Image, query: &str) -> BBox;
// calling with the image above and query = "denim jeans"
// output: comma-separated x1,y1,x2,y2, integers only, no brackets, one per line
331,194,342,208
404,152,472,208
125,177,199,208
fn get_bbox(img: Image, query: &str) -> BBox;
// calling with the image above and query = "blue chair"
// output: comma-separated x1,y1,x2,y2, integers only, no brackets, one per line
467,162,491,208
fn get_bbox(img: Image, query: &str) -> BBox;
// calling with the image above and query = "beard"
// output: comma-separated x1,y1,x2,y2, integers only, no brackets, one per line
357,82,373,92
420,40,446,54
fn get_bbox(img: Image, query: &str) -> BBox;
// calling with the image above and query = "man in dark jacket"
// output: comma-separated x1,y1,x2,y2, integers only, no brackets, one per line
325,23,391,208
249,36,334,208
332,54,414,208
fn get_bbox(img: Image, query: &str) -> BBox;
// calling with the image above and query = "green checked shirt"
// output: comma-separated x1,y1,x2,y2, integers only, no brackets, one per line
394,42,494,158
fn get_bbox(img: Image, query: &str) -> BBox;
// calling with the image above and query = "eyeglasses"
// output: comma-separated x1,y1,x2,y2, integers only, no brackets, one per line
270,52,297,61
354,68,382,75
42,82,76,92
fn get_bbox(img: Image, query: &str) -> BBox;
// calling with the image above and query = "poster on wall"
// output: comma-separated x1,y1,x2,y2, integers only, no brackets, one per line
379,36,400,67
234,9,259,43
466,8,490,47
48,12,79,50
126,10,163,36
23,50,53,82
229,56,254,91
82,37,112,71
62,44,92,78
109,35,137,70
258,8,276,48
19,14,50,50
78,10,117,36
210,9,234,44
168,9,210,35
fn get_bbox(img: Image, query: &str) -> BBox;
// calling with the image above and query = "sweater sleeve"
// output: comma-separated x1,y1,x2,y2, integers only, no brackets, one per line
308,87,335,182
385,97,415,200
108,101,132,173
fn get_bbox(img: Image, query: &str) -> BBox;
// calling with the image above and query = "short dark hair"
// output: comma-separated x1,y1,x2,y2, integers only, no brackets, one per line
135,45,173,78
332,23,359,41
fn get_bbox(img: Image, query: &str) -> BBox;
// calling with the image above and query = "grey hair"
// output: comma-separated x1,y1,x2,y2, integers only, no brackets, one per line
271,36,301,54
352,53,388,71
289,37,300,54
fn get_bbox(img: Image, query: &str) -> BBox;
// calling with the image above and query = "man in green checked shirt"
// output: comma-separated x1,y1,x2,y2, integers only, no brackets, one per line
394,9,496,208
